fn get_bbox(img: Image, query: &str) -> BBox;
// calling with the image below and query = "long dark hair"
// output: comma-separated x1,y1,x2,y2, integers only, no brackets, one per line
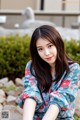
30,25,71,92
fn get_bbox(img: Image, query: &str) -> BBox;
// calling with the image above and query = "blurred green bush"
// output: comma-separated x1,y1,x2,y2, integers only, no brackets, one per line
0,34,31,80
74,115,80,120
64,39,80,64
0,35,80,80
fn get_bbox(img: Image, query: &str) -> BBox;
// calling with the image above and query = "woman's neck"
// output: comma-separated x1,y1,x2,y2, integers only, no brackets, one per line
51,66,55,78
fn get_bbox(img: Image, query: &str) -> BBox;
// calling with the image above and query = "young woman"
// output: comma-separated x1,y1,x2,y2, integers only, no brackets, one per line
18,25,80,120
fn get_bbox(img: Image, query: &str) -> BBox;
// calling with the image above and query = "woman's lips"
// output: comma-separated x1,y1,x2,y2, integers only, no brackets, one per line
45,56,53,61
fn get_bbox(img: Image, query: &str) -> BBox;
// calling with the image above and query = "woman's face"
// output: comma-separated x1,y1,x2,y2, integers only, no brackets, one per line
36,38,57,67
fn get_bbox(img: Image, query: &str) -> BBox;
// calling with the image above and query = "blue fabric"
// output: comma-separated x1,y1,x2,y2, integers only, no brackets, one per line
17,60,80,120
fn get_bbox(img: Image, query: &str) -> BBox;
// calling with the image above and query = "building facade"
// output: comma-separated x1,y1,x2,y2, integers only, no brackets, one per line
0,0,37,10
0,0,80,11
0,0,80,28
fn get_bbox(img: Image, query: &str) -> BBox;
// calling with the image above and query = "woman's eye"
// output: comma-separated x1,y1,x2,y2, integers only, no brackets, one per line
48,44,53,48
37,48,43,51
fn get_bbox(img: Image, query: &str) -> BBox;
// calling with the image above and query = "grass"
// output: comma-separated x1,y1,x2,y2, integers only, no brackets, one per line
74,115,80,120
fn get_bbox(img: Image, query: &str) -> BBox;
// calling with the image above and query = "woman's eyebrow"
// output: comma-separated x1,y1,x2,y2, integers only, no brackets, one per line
37,43,52,48
47,43,52,45
36,46,42,48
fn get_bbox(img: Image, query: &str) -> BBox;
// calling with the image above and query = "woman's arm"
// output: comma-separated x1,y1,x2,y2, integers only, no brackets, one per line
42,104,59,120
23,98,36,120
18,60,43,109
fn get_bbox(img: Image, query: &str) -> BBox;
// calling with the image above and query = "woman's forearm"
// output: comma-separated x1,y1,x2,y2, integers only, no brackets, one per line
42,104,59,120
23,98,36,120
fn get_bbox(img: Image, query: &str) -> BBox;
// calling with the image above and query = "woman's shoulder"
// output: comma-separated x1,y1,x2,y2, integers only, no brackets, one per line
25,60,32,68
69,62,80,71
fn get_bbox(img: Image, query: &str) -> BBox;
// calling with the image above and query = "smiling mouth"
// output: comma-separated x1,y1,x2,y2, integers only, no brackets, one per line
46,57,53,61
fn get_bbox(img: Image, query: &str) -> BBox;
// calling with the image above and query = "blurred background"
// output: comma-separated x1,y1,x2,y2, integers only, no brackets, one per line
0,0,80,28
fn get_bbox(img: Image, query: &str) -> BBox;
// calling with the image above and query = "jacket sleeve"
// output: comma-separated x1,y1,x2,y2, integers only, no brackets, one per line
17,61,43,108
49,63,80,111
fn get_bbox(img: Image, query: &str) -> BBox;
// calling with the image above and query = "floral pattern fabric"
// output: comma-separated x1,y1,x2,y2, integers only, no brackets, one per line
18,60,80,120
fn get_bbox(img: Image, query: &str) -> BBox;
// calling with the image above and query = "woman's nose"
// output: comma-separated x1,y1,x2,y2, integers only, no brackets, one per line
44,49,50,55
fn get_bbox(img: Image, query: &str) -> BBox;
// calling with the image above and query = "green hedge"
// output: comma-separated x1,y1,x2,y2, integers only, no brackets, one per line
64,39,80,64
0,35,80,80
74,115,80,120
0,34,31,80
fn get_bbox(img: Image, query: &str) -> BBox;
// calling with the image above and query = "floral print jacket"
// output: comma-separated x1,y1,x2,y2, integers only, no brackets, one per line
18,60,80,120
